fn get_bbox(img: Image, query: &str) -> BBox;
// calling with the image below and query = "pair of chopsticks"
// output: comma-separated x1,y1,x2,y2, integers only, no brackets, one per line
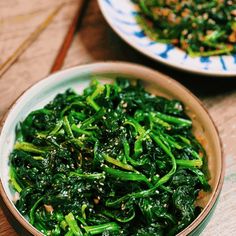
0,0,89,78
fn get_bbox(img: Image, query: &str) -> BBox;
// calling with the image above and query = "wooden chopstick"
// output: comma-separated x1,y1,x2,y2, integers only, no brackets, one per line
50,0,89,73
0,4,64,79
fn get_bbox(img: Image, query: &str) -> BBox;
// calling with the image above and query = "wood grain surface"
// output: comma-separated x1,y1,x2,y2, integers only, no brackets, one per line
1,0,236,235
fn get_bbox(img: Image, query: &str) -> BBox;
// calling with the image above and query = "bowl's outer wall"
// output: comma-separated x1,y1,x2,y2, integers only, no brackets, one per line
0,62,224,236
190,195,221,236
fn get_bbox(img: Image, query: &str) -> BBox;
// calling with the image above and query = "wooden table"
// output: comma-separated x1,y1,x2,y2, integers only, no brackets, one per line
1,1,236,235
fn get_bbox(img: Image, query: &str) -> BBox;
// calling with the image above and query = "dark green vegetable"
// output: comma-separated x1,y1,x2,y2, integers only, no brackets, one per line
135,0,236,56
9,78,210,235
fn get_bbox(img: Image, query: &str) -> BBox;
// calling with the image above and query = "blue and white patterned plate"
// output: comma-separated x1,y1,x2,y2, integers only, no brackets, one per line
98,0,236,76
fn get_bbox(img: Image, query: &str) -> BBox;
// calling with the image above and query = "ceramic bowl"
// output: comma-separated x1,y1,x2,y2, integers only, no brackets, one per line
0,62,224,235
98,0,236,76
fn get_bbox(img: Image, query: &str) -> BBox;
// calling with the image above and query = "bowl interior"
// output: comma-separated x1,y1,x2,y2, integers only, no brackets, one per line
0,62,223,235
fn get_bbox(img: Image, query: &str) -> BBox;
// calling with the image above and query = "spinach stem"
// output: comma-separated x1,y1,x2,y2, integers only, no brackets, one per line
84,222,120,235
65,212,83,236
9,167,22,193
103,166,152,188
14,142,46,154
103,154,136,172
29,197,44,225
155,112,192,127
63,116,74,138
69,172,105,179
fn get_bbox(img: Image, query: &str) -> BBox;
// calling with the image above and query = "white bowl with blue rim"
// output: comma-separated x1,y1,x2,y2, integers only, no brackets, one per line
98,0,236,76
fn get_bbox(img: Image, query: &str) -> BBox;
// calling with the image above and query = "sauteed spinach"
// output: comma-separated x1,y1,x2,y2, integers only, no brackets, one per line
135,0,236,56
9,78,210,235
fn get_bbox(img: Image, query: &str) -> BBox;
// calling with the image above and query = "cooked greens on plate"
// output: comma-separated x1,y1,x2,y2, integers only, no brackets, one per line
135,0,236,56
9,78,210,235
